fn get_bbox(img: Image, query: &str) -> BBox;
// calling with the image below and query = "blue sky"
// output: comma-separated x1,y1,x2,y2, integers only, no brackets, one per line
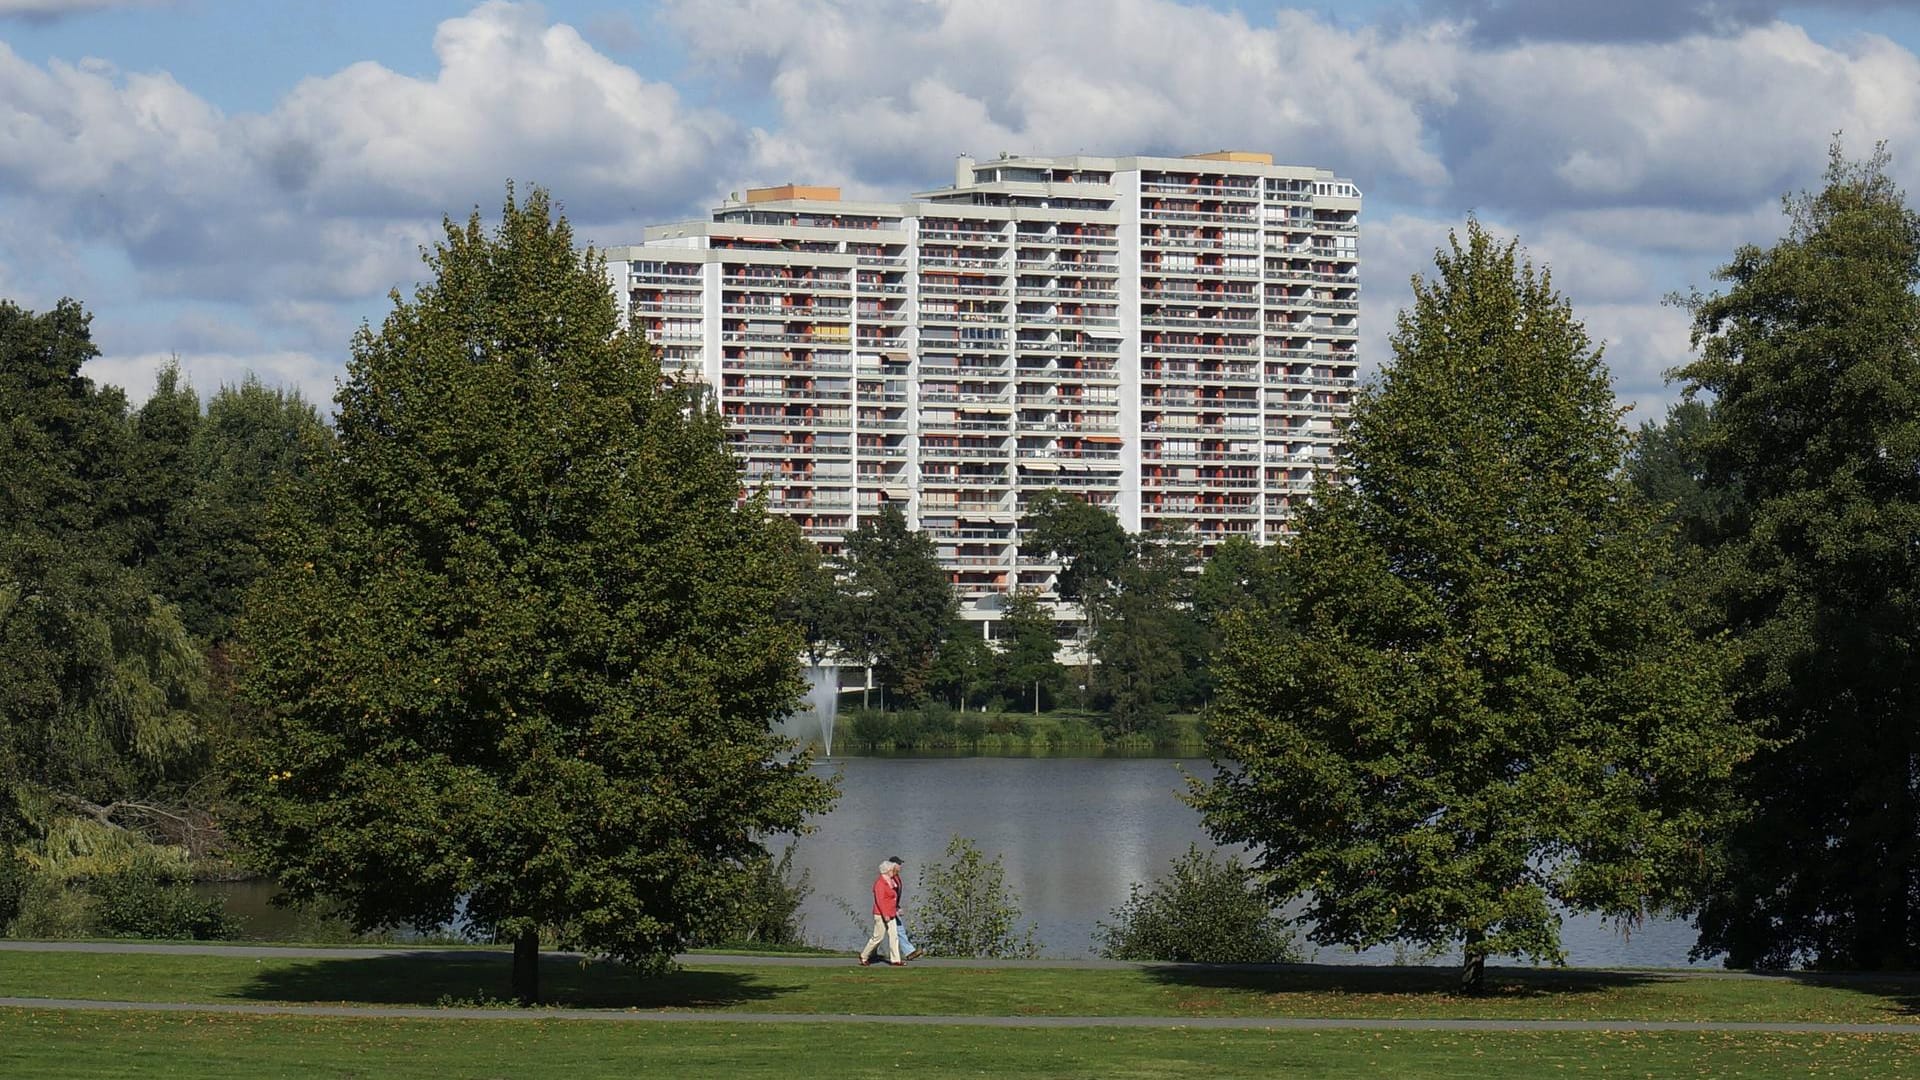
6,0,1920,417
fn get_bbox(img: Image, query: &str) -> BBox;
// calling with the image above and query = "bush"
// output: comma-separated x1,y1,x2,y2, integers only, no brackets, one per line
8,872,90,938
847,708,894,751
909,834,1038,958
87,858,239,940
985,714,1031,738
695,846,813,948
1095,845,1297,964
956,715,987,747
0,850,28,934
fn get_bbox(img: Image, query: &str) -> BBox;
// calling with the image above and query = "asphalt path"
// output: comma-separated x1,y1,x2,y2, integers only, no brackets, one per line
3,940,1919,1034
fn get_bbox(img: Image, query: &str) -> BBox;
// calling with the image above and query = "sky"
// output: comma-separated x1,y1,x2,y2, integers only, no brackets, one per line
5,0,1920,419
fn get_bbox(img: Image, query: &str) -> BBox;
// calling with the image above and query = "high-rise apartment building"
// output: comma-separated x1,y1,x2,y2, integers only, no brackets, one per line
608,151,1358,629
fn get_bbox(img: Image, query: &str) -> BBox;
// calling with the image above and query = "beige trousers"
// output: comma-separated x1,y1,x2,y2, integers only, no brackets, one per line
860,915,900,963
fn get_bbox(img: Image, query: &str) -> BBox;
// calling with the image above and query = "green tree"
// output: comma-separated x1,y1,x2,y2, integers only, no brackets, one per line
908,834,1038,958
995,589,1062,714
769,518,841,665
830,503,955,706
1095,845,1297,964
0,300,208,826
126,360,202,571
227,189,836,1003
1678,146,1920,971
1193,222,1755,992
1091,526,1206,732
1193,535,1280,634
927,619,993,711
1020,489,1129,607
1020,490,1128,693
149,376,331,643
1626,399,1733,551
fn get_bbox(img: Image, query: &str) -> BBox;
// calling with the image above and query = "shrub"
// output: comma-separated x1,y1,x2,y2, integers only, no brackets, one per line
956,715,987,747
909,834,1038,958
695,846,813,948
0,850,28,934
8,872,90,938
88,858,239,940
847,708,894,751
1095,845,1297,964
985,714,1031,738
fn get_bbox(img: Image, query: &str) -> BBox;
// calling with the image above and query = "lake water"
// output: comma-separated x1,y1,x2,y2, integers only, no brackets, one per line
204,756,1716,967
787,756,1715,966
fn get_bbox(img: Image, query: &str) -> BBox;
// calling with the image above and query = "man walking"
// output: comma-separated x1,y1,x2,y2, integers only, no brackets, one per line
858,858,903,967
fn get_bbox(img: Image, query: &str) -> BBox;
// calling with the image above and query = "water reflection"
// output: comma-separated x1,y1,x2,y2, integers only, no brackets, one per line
789,756,1715,965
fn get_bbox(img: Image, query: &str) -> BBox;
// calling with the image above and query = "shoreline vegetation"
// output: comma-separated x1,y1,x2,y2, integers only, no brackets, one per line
813,706,1206,757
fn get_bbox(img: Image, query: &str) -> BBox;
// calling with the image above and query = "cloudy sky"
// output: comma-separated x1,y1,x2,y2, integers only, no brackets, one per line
5,0,1920,417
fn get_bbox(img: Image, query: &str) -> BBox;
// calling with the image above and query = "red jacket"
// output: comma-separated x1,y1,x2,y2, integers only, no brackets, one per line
871,873,899,919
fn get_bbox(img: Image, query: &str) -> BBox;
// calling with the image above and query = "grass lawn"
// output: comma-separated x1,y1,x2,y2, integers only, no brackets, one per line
3,949,1920,1024
2,1008,1915,1079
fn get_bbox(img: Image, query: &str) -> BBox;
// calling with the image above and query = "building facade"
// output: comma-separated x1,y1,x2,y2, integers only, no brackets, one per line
608,151,1358,628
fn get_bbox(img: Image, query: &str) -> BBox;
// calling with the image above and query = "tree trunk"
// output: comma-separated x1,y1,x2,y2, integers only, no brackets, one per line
1034,678,1041,716
1460,930,1486,995
513,928,540,1005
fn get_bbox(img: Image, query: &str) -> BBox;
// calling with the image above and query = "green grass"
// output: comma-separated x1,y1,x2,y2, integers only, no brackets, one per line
4,950,1920,1024
2,1009,1915,1079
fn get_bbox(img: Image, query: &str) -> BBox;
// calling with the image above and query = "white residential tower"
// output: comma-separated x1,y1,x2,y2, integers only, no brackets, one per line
608,151,1359,629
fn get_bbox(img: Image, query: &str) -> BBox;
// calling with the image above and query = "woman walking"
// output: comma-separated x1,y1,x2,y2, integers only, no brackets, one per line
857,858,903,966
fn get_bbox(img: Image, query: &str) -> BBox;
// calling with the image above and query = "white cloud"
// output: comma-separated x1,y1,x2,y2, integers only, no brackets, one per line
88,349,337,409
0,1,744,405
1435,24,1920,211
6,0,1918,425
666,0,1454,192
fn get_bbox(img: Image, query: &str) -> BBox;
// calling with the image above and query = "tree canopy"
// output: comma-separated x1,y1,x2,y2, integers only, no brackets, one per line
1677,145,1920,971
227,188,835,1002
1194,221,1755,990
0,301,207,822
829,502,956,705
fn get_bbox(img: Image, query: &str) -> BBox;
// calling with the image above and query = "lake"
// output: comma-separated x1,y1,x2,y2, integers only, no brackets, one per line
786,755,1715,966
203,756,1717,967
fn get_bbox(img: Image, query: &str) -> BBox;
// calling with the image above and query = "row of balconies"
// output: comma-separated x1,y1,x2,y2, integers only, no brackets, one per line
1139,180,1260,198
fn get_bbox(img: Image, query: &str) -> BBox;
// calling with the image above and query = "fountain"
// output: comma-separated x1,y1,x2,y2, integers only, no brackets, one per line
782,662,840,756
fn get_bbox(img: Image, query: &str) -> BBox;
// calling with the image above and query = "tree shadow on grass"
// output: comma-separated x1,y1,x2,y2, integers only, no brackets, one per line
238,953,795,1010
1137,962,1669,1001
1141,962,1920,1018
1776,971,1920,1018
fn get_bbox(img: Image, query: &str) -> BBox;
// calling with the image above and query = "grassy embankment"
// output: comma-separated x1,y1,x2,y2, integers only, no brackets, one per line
4,950,1918,1077
3,949,1919,1023
2,1010,1910,1080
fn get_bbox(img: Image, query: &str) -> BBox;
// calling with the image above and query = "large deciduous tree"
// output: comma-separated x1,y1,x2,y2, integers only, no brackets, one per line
829,502,955,705
227,189,835,1003
1193,222,1754,991
1680,146,1920,971
148,375,331,644
0,300,208,826
995,589,1063,714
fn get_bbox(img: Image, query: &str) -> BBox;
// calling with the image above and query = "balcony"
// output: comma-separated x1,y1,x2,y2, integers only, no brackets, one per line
630,272,703,289
721,274,850,293
1140,181,1260,198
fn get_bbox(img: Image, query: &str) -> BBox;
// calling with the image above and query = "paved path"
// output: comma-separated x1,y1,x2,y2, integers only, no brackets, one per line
5,940,1920,1034
0,995,1916,1033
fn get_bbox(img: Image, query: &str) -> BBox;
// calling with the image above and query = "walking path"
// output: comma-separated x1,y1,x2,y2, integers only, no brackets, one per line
2,995,1916,1033
4,940,1918,1034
